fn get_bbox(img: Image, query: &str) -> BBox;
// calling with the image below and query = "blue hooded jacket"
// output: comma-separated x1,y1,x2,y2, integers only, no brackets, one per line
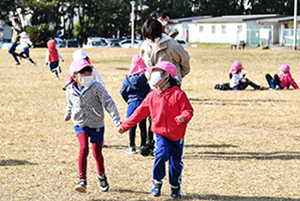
120,74,150,104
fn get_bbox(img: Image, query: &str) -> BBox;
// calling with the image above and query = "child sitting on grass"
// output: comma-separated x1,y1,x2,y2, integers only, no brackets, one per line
230,61,268,90
64,58,121,193
265,64,299,90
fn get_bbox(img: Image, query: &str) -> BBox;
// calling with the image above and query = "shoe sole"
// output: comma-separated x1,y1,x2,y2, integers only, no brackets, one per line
151,193,160,197
99,184,109,192
74,186,87,193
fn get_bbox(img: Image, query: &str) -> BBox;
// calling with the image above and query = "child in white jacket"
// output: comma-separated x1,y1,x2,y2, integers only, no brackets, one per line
18,32,36,67
229,61,267,90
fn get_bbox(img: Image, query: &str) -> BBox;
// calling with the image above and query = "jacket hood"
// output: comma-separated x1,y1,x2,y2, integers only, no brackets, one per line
129,54,146,75
47,40,56,49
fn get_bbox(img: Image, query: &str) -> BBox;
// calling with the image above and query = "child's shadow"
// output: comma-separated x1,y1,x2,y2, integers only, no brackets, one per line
0,159,37,166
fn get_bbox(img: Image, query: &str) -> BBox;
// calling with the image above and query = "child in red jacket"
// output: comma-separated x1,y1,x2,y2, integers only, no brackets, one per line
45,39,64,80
265,64,299,90
117,61,194,199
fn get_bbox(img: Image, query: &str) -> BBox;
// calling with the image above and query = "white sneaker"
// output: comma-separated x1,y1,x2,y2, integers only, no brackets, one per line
25,57,29,63
32,63,37,67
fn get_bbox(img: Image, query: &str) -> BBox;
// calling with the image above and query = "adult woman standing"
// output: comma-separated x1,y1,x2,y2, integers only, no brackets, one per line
140,18,190,86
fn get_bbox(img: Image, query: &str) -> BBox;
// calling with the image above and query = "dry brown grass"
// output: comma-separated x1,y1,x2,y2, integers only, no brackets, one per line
0,45,300,201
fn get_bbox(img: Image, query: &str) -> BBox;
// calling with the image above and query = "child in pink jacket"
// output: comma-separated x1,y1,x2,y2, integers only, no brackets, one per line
265,64,299,90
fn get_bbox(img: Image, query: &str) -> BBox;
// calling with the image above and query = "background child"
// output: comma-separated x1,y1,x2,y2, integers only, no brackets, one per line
120,54,150,154
18,32,36,67
64,59,121,193
265,64,299,90
229,61,267,90
117,61,194,199
73,49,105,87
45,39,64,80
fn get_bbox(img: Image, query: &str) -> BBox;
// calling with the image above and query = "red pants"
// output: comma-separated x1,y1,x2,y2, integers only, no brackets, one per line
77,132,104,180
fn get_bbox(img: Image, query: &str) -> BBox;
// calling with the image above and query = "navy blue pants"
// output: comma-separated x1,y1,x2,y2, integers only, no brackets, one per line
8,42,20,63
153,134,184,187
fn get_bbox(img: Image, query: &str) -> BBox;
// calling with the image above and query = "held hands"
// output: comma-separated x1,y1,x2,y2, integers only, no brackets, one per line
175,115,185,124
117,125,126,134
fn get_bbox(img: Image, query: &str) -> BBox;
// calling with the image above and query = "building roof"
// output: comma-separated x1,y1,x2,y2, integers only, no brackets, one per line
168,16,211,24
257,16,300,23
192,14,283,23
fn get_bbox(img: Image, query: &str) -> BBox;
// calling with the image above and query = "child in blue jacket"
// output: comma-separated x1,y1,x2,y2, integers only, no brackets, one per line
120,54,150,154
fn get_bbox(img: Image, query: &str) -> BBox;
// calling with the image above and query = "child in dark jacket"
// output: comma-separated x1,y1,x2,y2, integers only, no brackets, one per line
120,54,150,154
265,64,299,90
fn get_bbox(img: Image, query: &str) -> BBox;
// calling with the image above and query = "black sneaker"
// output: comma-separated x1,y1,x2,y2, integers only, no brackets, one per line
74,179,87,193
98,175,109,192
140,143,154,157
151,180,162,197
170,186,181,199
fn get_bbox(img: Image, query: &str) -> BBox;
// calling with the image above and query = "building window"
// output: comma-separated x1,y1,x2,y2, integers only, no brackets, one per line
199,26,204,33
238,25,243,33
212,25,216,34
222,25,226,34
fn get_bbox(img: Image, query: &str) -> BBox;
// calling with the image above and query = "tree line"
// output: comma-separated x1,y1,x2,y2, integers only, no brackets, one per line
1,0,299,46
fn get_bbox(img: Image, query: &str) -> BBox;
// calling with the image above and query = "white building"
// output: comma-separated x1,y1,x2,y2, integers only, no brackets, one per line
257,16,300,46
167,14,283,45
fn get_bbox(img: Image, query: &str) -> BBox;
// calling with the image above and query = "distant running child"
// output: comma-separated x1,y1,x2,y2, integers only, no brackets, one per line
45,39,64,80
229,61,267,90
117,61,194,199
64,58,121,193
265,64,299,90
18,32,36,67
120,54,150,154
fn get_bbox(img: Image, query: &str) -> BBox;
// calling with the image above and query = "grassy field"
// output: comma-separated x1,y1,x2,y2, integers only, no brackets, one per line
0,45,300,201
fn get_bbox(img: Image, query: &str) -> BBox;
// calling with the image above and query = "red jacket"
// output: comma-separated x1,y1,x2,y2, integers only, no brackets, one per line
121,86,193,141
279,72,299,89
47,40,59,63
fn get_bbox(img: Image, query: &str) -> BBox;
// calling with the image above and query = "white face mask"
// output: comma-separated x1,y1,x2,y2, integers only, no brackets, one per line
161,20,168,26
149,71,162,87
79,75,93,87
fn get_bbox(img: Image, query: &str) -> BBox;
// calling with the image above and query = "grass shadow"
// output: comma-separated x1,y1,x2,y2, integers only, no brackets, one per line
189,98,291,106
115,67,129,71
182,193,300,200
185,144,238,148
0,159,37,166
184,151,300,160
103,144,128,150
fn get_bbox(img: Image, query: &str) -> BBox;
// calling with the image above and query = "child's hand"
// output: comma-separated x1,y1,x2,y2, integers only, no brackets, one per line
175,115,185,124
65,117,71,121
117,125,125,134
244,69,248,74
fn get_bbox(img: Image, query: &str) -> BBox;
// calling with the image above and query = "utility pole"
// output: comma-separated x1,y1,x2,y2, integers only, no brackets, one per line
130,1,136,48
293,0,298,50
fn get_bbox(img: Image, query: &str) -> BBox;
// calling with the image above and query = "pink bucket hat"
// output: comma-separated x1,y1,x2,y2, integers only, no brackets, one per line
147,61,177,77
128,54,146,75
65,59,94,82
230,61,244,74
279,64,290,72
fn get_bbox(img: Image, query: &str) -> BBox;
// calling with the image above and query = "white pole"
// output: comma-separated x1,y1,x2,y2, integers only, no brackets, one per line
130,1,135,48
293,0,298,50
